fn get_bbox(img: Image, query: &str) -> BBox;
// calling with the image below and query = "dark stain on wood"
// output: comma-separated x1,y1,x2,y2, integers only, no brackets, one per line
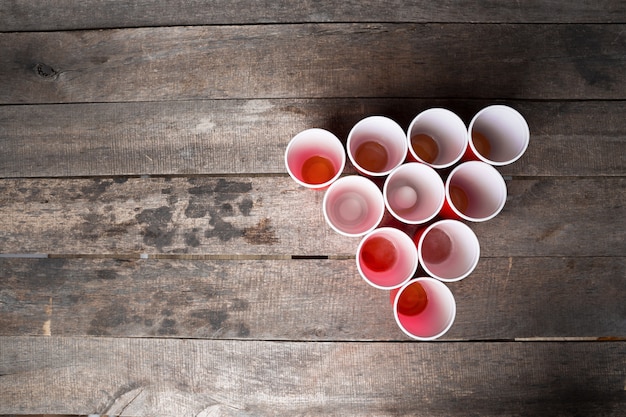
88,304,129,336
157,318,178,335
238,198,253,216
80,178,114,201
243,218,278,245
190,309,229,331
135,206,175,249
205,209,243,242
184,231,201,247
564,26,616,88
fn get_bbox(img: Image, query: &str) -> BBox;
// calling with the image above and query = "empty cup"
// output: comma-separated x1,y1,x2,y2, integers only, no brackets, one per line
323,175,385,237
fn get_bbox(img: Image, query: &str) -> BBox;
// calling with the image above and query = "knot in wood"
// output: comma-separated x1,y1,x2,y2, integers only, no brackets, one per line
34,63,59,80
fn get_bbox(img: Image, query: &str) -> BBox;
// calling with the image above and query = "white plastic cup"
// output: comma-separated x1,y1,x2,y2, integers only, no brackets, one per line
323,175,385,237
383,162,445,225
356,227,418,290
347,116,407,177
466,105,530,166
392,277,456,341
442,161,507,222
415,220,480,282
407,108,468,169
285,128,346,189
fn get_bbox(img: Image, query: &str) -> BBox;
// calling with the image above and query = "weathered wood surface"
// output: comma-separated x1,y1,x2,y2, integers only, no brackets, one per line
1,99,624,178
2,0,625,31
0,257,624,340
1,24,625,104
0,177,623,257
0,337,624,416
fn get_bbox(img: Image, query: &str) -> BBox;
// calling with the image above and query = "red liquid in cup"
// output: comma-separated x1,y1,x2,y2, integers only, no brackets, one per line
397,282,428,316
471,131,492,159
360,236,398,272
449,184,469,214
410,133,439,164
421,228,452,265
301,155,335,185
354,140,388,173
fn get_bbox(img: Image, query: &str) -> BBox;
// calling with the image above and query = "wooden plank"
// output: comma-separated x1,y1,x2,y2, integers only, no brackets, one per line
1,99,624,178
2,0,625,31
1,24,625,104
0,337,624,416
0,177,623,257
0,257,623,340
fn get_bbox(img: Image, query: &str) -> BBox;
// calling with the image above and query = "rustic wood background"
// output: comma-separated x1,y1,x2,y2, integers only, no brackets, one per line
0,1,625,416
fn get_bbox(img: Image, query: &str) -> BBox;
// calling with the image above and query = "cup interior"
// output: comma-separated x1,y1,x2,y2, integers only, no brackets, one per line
347,116,408,176
323,176,384,237
446,161,507,221
418,220,480,282
357,227,418,289
393,278,456,340
407,108,467,168
469,105,530,165
285,128,346,188
384,163,444,224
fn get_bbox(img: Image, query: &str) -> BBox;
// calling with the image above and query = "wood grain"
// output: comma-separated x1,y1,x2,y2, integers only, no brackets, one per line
1,24,625,104
1,99,624,178
0,337,624,416
0,177,623,257
0,257,623,340
2,0,625,31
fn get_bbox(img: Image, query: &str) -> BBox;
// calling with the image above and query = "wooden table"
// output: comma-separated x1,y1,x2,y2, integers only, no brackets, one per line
1,2,625,416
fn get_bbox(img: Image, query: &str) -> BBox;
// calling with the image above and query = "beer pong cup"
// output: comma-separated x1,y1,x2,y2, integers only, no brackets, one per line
347,116,407,177
407,108,468,169
285,128,346,189
323,175,385,237
392,277,456,341
415,220,480,282
442,161,507,222
356,227,418,290
466,105,530,166
383,163,445,225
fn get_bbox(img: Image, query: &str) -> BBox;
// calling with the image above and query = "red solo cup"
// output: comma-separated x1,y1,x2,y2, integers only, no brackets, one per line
442,161,507,222
465,105,530,166
356,227,418,290
416,220,480,282
323,175,385,237
383,163,445,225
392,277,456,341
347,116,407,177
406,108,468,169
285,128,346,189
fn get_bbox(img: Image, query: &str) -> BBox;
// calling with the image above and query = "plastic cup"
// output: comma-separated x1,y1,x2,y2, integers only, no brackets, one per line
285,128,346,189
356,227,418,290
347,116,407,177
383,162,445,225
323,175,385,237
442,161,507,222
392,277,456,341
415,220,480,282
407,108,468,169
466,105,530,166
